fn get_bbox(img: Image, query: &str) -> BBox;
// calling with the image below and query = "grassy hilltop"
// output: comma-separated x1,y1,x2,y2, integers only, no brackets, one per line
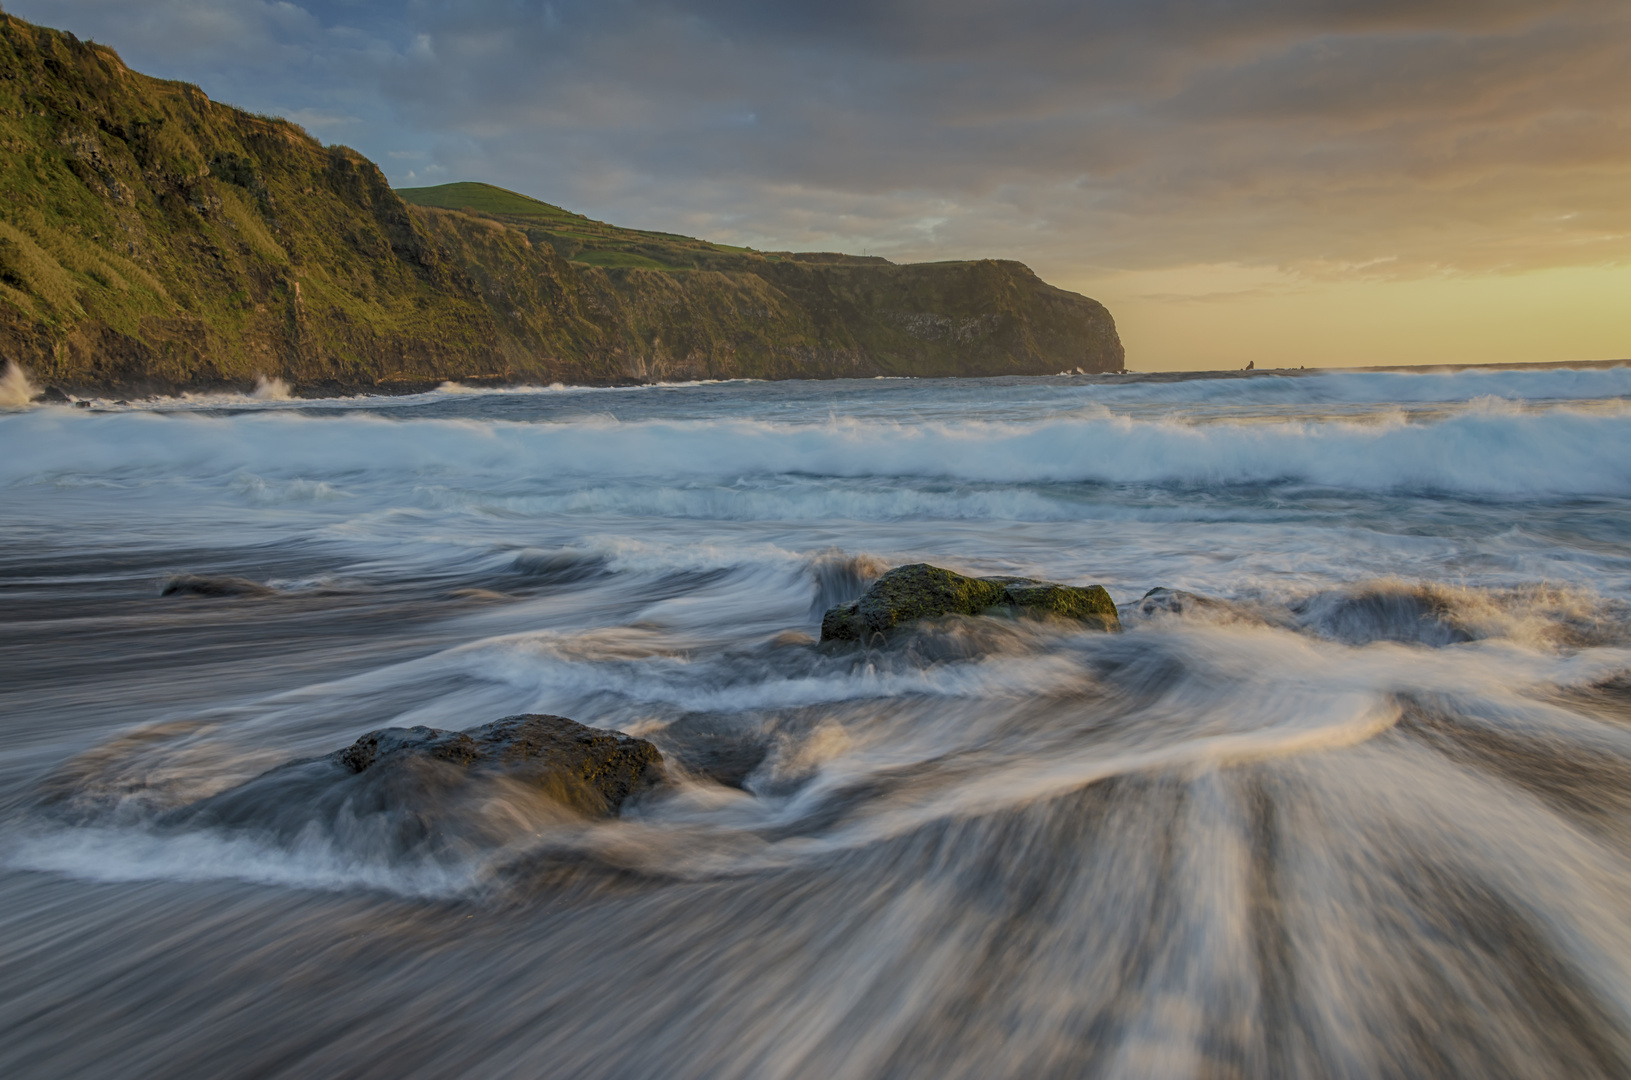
396,181,758,272
0,12,1123,394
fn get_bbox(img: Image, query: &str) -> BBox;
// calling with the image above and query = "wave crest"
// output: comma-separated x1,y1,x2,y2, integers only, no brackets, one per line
4,398,1630,499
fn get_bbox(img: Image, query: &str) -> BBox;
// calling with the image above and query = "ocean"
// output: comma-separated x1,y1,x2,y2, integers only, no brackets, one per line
3,366,1631,1077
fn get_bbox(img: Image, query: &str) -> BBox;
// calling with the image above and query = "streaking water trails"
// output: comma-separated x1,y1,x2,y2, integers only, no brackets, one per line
3,368,1631,1078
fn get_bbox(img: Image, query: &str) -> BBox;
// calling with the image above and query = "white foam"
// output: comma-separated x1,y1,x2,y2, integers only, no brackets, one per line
4,396,1629,499
252,374,292,401
427,623,1088,715
1069,365,1631,408
0,360,41,409
655,629,1631,870
4,824,479,898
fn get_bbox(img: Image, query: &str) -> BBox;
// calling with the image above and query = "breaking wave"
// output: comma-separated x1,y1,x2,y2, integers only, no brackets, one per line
3,396,1630,499
0,360,40,409
1075,364,1631,407
6,370,1631,1078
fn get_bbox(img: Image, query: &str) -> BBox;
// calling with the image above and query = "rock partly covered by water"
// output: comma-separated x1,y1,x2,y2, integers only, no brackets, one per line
126,714,664,864
1137,586,1222,617
820,563,1119,643
335,714,665,818
160,573,278,598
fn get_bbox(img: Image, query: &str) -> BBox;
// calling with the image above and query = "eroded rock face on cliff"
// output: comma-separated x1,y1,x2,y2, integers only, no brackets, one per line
0,13,1124,395
820,563,1120,643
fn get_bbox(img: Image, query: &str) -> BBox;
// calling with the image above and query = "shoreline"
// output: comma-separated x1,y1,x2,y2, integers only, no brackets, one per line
12,355,1628,406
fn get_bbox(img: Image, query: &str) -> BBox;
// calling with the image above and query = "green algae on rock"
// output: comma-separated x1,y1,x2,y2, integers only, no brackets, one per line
820,563,1120,643
130,713,665,873
994,582,1120,632
333,713,664,818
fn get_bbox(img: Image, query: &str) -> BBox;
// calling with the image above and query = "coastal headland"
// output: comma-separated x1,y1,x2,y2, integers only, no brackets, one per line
0,13,1124,397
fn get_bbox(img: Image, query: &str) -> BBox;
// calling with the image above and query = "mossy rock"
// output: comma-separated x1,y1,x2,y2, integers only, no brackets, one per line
996,582,1119,632
333,713,664,818
141,714,664,865
820,563,1119,643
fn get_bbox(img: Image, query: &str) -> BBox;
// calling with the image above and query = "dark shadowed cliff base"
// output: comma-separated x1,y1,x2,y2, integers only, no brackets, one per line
0,14,1123,396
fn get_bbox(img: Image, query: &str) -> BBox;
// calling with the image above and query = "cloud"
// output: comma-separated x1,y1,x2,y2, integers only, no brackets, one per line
4,0,404,142
281,108,362,130
10,0,1631,284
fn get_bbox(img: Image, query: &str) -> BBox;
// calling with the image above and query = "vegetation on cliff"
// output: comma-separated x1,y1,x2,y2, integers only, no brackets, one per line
0,12,1123,394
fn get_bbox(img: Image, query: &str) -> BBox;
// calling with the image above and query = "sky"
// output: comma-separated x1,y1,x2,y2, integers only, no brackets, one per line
7,0,1629,370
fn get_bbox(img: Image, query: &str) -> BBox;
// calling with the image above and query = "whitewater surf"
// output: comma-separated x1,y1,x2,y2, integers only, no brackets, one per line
2,367,1630,1078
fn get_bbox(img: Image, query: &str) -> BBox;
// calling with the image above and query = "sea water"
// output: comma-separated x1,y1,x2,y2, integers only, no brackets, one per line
2,367,1631,1078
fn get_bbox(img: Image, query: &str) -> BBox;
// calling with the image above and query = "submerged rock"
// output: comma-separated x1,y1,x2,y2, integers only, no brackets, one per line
820,563,1119,643
335,714,665,818
140,714,663,866
649,713,771,790
1137,586,1221,617
1291,585,1475,648
160,573,277,598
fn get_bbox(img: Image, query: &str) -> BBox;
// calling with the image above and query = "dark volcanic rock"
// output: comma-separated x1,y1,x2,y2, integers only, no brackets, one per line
1137,587,1222,617
139,714,663,867
335,713,664,818
820,563,1119,643
160,574,278,598
647,714,771,790
823,563,1007,641
996,582,1121,631
1291,585,1475,648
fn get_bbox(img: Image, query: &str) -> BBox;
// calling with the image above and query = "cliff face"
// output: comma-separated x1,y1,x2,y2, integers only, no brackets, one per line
0,13,1123,394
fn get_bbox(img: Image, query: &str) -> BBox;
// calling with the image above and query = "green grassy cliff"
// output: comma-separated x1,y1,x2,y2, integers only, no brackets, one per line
0,12,1123,394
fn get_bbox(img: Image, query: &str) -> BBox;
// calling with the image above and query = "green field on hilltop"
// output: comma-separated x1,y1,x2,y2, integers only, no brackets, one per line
396,181,758,271
0,10,1123,393
393,181,590,226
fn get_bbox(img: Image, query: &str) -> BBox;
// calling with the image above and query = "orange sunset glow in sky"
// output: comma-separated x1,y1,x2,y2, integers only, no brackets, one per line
12,0,1628,369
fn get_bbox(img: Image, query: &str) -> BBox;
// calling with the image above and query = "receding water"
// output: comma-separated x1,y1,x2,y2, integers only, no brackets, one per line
3,367,1631,1078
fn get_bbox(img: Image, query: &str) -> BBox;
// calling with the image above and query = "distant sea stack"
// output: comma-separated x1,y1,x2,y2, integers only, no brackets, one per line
0,13,1124,395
